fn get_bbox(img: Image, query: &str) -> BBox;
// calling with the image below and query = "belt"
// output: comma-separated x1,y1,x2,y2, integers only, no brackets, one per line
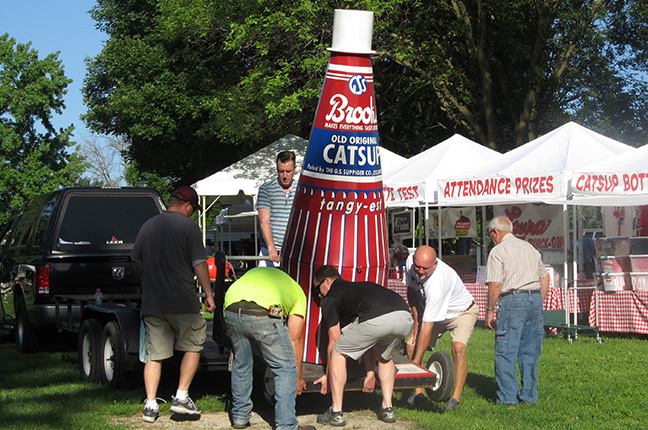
464,300,476,313
226,305,268,316
500,289,541,298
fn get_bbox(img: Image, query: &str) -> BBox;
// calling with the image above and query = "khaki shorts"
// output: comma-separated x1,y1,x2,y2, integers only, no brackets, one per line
334,310,414,361
144,313,206,361
426,303,478,348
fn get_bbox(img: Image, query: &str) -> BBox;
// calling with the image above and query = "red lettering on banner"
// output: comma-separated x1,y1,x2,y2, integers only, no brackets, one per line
527,236,564,249
505,205,552,241
575,174,620,193
514,176,554,194
385,185,420,202
623,172,648,192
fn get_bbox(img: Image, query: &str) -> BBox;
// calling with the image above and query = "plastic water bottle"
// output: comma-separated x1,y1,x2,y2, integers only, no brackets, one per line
95,288,103,306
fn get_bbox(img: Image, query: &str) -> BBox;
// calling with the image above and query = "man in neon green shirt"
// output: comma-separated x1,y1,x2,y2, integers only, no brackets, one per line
224,267,313,430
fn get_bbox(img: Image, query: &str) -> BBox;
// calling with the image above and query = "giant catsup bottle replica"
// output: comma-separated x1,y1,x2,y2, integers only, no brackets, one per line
281,9,389,363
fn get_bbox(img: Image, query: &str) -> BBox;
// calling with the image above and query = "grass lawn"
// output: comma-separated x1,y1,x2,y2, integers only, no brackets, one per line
1,325,647,429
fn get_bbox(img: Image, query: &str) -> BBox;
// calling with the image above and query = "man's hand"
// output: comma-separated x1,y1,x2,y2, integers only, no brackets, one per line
204,294,216,313
297,378,307,395
314,375,328,394
268,248,280,263
363,371,376,393
485,311,495,330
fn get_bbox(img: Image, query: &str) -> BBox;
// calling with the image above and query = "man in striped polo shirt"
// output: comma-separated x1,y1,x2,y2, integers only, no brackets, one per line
257,150,297,267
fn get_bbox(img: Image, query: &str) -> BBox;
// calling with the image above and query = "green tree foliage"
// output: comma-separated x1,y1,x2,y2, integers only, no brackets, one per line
0,34,85,224
83,0,648,184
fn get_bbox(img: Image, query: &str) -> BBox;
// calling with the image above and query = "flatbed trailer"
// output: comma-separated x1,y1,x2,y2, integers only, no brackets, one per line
52,291,454,404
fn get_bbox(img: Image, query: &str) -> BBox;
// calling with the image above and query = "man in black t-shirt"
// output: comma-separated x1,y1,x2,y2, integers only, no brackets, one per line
312,265,413,427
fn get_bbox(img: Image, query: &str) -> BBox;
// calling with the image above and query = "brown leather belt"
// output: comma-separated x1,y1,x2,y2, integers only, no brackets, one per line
226,305,268,316
463,300,476,313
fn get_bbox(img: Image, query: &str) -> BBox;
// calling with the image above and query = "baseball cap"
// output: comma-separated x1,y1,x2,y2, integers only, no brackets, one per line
172,186,202,211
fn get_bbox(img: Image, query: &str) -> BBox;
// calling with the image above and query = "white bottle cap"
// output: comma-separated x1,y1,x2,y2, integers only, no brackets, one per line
327,9,375,54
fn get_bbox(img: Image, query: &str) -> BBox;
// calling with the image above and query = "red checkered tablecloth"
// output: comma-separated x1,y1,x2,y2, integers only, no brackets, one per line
546,285,595,314
387,279,583,322
386,278,408,307
589,290,648,334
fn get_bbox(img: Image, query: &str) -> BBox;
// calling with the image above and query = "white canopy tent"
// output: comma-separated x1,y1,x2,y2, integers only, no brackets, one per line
432,122,637,331
192,134,308,210
569,143,646,206
383,134,501,207
437,122,635,207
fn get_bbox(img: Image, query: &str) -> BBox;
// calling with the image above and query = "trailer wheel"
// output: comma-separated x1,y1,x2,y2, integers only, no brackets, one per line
78,319,102,383
425,351,455,402
15,299,39,353
100,321,126,389
262,365,276,405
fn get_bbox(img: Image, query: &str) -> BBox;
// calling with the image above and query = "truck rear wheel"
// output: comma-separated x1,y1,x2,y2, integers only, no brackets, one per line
78,319,102,383
100,321,126,389
425,350,455,402
15,299,39,353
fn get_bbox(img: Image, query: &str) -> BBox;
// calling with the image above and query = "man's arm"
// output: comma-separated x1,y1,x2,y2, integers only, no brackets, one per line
287,314,307,394
314,323,341,394
258,207,279,262
540,274,550,300
133,260,143,280
412,321,434,365
485,281,502,330
361,348,376,392
193,261,216,313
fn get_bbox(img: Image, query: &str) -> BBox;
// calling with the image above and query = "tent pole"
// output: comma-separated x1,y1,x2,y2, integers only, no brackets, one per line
438,207,443,258
411,208,415,248
201,196,206,244
425,202,429,245
481,206,487,265
562,204,569,327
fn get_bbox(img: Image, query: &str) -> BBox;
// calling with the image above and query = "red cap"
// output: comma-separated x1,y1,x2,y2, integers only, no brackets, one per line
172,186,202,211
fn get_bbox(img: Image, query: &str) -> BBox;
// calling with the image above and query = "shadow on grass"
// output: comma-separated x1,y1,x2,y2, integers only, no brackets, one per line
466,371,497,403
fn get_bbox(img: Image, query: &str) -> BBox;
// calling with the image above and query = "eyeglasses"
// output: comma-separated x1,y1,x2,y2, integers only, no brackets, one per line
314,278,326,295
488,229,496,236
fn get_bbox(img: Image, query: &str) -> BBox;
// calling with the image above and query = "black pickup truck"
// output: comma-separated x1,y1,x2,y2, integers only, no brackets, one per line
0,187,165,354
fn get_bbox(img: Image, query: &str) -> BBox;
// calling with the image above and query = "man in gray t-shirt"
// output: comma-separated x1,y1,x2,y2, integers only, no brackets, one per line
132,186,215,423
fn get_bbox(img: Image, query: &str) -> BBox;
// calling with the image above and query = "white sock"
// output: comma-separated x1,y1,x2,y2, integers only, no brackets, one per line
146,399,159,411
175,390,188,401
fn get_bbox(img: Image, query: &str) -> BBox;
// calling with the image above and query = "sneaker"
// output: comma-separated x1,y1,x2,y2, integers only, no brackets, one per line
317,407,346,427
170,395,201,415
232,423,250,429
142,405,160,423
298,426,317,430
445,398,462,411
406,392,427,407
378,407,397,423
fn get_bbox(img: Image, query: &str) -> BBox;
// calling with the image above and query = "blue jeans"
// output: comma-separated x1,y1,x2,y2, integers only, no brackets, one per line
494,291,544,405
225,311,298,430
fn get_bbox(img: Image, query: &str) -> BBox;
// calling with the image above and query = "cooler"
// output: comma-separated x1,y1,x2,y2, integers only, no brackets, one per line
599,255,631,273
630,272,648,291
630,237,648,254
594,237,630,257
629,255,648,272
600,272,630,291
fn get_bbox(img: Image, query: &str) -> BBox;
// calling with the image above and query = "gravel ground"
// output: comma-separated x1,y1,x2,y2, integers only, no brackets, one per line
111,409,416,430
111,400,417,430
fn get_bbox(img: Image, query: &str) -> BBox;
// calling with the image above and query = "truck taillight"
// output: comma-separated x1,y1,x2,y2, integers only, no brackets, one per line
35,265,50,295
